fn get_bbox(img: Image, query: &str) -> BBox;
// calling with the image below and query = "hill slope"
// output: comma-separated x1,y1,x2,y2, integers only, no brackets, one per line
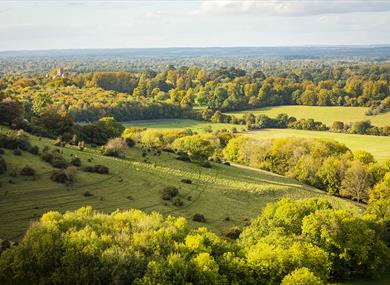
0,127,360,241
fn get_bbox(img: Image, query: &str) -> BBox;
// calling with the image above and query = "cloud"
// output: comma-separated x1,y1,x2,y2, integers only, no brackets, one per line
193,0,390,17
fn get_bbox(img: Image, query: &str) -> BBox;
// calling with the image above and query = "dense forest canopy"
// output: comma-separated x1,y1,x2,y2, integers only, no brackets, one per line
0,60,390,124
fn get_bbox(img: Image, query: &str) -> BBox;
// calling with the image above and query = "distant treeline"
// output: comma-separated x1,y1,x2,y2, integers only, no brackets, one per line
0,63,390,122
204,110,390,136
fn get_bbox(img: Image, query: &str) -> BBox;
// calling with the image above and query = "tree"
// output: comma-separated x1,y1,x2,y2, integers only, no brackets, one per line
341,161,371,203
280,268,323,285
173,134,218,161
354,150,376,164
302,209,390,279
0,98,24,125
351,120,372,134
32,109,74,138
369,172,390,203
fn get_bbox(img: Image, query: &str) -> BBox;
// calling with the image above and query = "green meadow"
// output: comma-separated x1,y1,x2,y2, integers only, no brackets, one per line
122,118,390,162
122,119,240,132
244,128,390,162
227,105,390,127
0,127,360,241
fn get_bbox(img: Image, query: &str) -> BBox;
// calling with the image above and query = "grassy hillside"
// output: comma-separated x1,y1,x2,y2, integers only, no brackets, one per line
0,127,360,241
227,106,390,127
244,128,390,162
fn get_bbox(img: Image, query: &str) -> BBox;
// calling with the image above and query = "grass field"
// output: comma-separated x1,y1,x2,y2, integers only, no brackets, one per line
227,105,390,127
123,119,241,132
0,127,360,241
122,119,390,162
244,128,390,162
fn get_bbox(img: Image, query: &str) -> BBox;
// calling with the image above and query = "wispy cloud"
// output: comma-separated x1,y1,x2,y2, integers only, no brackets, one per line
193,0,390,17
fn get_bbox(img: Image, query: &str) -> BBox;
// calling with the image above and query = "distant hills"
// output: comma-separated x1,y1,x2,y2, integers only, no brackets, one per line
1,46,390,59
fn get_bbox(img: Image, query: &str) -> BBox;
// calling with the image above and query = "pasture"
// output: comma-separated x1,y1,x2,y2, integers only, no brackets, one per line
0,127,360,241
244,128,390,162
122,118,390,162
227,105,390,127
122,119,240,132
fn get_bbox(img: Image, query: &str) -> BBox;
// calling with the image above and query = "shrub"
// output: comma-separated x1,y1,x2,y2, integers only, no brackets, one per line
83,191,93,197
13,149,22,156
176,154,191,162
0,134,31,151
161,186,179,200
28,145,39,155
51,156,68,169
20,166,35,176
192,213,206,223
83,165,109,174
223,227,242,240
173,198,183,207
181,178,192,184
50,167,77,184
102,138,128,157
50,171,68,183
125,138,135,147
71,157,81,167
200,161,212,168
0,149,4,155
41,149,68,169
280,268,323,285
0,158,6,174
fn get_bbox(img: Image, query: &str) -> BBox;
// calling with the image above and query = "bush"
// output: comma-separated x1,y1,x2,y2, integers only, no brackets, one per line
125,138,135,147
41,149,68,168
223,226,242,240
176,154,191,162
51,156,68,169
192,213,206,223
13,149,22,156
161,186,179,200
50,171,68,183
0,158,7,174
181,178,192,184
83,191,93,197
0,148,4,155
83,165,109,174
200,161,212,168
102,138,128,157
50,167,77,184
71,157,81,167
20,166,35,176
0,134,31,151
28,145,39,155
280,268,323,285
173,198,183,207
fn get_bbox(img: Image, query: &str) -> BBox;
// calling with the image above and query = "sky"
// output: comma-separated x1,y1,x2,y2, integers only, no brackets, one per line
0,0,390,51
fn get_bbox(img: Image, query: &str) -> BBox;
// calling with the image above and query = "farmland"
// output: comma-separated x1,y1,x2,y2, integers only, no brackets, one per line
227,105,390,127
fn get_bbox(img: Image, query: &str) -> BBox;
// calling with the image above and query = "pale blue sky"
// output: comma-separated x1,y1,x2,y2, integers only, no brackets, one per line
0,0,390,51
